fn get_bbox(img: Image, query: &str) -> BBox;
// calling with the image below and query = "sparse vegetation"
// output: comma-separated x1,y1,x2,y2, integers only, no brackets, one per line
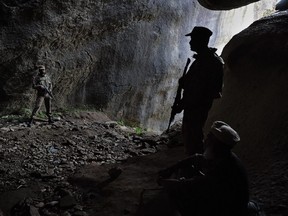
0,107,61,122
117,119,125,126
134,126,144,135
116,119,146,135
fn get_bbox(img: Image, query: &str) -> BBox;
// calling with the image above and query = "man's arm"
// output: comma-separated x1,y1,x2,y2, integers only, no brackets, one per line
159,174,207,194
32,76,43,90
158,154,204,179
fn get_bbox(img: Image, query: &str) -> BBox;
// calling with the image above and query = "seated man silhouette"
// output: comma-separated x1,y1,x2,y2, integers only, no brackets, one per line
158,121,250,216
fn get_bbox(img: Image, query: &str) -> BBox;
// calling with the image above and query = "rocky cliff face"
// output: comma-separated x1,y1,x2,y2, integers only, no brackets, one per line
0,0,276,132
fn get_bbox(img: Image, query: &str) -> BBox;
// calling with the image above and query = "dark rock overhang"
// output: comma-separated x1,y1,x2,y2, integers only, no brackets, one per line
276,0,288,11
222,11,288,70
197,0,259,10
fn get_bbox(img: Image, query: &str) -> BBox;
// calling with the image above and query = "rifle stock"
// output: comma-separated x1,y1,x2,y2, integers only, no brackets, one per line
167,58,191,132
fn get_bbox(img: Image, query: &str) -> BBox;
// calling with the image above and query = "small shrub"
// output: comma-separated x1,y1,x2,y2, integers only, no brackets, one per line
134,127,143,135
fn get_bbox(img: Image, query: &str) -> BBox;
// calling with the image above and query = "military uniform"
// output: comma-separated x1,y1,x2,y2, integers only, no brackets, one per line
182,48,223,155
168,27,223,154
29,66,53,124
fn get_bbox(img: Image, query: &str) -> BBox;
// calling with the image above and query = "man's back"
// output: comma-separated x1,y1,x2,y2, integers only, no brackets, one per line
182,48,223,105
202,152,249,216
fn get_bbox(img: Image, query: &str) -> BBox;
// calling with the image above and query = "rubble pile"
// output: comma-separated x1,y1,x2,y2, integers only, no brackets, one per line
0,114,169,216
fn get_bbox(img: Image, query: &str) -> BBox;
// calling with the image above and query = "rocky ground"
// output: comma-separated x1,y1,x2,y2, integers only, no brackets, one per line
0,111,174,216
0,111,287,216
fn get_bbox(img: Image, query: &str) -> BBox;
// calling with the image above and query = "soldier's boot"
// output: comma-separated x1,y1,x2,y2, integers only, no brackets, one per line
28,117,34,127
48,115,54,124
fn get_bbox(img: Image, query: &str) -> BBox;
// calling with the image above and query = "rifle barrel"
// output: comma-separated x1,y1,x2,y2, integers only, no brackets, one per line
167,58,191,131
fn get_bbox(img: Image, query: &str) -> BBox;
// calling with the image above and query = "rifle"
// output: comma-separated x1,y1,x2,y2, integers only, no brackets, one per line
42,85,54,99
167,58,191,132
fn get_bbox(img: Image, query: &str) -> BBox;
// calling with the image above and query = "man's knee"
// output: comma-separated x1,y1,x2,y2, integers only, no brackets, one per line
31,105,40,115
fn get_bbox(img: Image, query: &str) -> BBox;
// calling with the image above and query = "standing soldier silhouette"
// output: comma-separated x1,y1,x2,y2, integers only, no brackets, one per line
28,65,53,126
176,26,224,155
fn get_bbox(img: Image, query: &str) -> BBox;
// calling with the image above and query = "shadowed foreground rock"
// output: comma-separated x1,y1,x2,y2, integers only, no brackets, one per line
206,11,288,216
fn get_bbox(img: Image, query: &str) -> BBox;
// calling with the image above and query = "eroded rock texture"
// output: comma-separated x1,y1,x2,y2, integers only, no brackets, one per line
0,0,195,129
0,0,275,132
207,11,288,170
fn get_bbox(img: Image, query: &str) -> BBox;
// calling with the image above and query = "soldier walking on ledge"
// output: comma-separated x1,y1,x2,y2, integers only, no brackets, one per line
28,65,53,126
175,26,224,155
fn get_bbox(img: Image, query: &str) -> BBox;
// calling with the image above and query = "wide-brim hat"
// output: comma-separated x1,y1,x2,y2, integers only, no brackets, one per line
185,26,213,39
210,121,240,148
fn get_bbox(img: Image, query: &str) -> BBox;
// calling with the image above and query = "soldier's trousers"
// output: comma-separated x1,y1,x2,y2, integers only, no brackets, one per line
31,95,52,118
182,99,213,156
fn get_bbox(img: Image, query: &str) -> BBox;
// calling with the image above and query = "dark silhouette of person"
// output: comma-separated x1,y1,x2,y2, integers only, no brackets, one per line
178,26,224,156
158,121,250,216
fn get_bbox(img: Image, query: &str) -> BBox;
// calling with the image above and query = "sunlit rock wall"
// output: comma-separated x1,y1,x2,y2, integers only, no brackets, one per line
78,0,276,132
0,0,276,132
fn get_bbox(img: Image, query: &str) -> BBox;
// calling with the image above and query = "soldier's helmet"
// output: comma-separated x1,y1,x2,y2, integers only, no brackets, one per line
38,65,45,70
